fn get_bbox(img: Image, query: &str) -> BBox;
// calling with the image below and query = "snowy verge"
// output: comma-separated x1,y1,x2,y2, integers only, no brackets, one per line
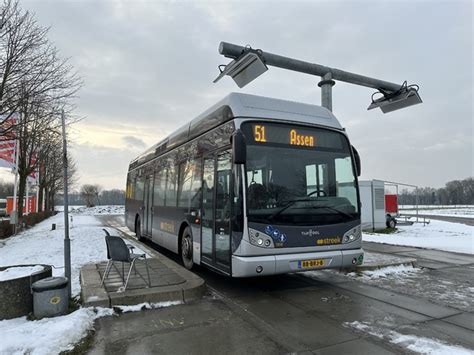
345,321,472,355
0,300,184,354
114,300,183,313
0,212,148,295
70,205,125,215
363,219,474,255
0,307,114,355
0,265,44,281
347,264,420,279
55,205,124,215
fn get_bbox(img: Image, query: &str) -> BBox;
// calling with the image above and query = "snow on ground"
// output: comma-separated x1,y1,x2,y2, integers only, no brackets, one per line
347,264,420,279
114,300,183,313
69,205,125,215
345,321,472,355
401,207,474,219
0,207,157,354
0,307,114,355
0,265,44,281
0,208,143,296
343,264,473,312
363,219,474,255
55,205,124,215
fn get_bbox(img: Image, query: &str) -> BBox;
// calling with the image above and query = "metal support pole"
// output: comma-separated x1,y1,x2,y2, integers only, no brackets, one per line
11,137,19,229
219,42,402,92
25,180,29,215
318,72,336,111
61,110,71,297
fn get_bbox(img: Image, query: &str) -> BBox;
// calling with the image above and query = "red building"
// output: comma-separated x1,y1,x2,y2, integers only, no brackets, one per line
6,196,37,215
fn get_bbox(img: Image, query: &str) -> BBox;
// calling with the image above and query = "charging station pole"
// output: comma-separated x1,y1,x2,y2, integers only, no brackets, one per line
216,42,421,113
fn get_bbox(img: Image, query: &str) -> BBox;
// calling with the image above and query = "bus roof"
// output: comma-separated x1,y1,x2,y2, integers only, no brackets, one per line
129,93,343,170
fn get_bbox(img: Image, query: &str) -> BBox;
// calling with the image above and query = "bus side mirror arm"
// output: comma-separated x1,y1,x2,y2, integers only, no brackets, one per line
232,129,247,164
352,145,361,177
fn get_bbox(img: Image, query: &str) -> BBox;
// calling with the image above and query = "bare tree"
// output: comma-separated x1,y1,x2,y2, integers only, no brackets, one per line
0,1,82,218
81,184,101,207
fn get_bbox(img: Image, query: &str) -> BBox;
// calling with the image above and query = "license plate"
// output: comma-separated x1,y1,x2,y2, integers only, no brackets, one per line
298,259,325,269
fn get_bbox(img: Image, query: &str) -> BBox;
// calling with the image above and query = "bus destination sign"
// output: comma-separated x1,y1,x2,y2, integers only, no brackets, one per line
253,124,316,147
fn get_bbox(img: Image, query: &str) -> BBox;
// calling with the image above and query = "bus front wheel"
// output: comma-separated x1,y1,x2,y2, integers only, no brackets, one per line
181,227,194,270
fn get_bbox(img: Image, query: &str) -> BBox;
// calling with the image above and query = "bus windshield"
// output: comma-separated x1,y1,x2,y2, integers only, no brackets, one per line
243,122,359,226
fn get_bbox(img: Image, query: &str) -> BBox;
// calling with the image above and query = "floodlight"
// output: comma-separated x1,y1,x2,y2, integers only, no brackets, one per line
213,51,268,88
368,87,422,114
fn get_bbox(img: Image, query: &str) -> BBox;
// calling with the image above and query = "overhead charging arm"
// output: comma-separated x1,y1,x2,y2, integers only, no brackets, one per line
216,41,422,113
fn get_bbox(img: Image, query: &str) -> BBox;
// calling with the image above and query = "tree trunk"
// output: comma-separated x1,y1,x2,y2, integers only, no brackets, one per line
38,185,44,212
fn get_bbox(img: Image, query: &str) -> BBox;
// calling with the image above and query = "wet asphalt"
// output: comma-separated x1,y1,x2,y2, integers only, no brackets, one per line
89,215,474,354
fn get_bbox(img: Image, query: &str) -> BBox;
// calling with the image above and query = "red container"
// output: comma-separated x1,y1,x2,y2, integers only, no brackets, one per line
385,194,398,214
6,196,37,215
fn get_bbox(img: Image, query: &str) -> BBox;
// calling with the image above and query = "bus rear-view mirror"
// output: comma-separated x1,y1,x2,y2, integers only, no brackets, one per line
352,145,361,176
232,129,246,164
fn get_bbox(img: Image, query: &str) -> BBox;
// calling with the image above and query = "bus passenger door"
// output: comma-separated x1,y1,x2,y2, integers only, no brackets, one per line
143,174,154,237
201,150,231,274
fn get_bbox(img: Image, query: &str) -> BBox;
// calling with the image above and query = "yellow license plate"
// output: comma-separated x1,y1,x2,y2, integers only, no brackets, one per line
299,259,325,269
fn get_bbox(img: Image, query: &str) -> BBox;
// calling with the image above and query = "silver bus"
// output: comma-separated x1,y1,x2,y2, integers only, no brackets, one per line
125,93,363,277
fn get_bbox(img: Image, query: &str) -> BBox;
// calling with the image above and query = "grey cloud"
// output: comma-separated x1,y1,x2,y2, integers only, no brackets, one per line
23,0,472,188
122,135,146,149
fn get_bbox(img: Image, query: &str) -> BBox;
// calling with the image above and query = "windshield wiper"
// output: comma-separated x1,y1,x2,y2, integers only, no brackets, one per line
268,198,314,221
309,205,354,219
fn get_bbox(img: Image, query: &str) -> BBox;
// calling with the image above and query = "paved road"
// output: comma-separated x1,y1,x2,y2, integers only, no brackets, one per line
90,215,474,354
399,213,474,226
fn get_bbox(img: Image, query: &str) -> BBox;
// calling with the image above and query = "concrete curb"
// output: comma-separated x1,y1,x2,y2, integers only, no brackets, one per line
80,263,206,308
80,225,206,308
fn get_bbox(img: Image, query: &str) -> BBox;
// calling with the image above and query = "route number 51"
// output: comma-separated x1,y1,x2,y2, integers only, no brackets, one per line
254,125,267,143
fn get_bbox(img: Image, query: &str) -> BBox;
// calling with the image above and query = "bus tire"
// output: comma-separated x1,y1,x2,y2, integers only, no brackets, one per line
181,226,194,270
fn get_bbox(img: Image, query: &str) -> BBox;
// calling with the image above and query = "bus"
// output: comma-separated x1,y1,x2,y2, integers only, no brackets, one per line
125,93,363,277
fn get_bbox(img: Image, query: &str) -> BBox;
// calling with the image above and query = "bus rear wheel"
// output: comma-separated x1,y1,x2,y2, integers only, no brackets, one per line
181,227,194,270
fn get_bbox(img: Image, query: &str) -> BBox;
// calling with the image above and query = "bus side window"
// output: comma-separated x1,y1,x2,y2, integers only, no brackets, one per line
154,168,166,207
178,161,193,209
135,176,145,201
166,164,178,207
189,159,202,209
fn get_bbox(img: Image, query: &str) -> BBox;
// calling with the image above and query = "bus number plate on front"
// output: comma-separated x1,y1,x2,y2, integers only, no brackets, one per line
298,259,325,269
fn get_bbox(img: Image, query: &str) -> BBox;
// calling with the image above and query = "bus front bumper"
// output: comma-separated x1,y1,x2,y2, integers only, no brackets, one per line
231,248,364,277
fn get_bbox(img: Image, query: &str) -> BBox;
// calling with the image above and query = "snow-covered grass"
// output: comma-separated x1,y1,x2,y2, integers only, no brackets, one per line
401,207,474,219
55,205,124,215
0,210,144,295
345,321,472,354
0,307,114,355
0,265,44,281
399,205,473,209
363,219,474,255
0,299,185,355
0,206,169,354
70,205,124,215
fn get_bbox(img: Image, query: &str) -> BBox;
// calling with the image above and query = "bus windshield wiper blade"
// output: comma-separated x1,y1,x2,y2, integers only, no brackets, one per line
268,198,314,221
310,205,353,219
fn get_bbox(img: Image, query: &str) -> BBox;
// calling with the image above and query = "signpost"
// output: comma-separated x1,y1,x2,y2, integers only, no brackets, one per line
61,110,71,297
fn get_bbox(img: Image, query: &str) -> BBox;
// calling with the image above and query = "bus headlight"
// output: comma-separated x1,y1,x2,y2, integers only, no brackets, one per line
249,228,274,248
342,226,361,244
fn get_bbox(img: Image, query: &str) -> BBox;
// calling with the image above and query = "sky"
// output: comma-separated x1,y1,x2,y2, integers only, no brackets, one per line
4,0,471,190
